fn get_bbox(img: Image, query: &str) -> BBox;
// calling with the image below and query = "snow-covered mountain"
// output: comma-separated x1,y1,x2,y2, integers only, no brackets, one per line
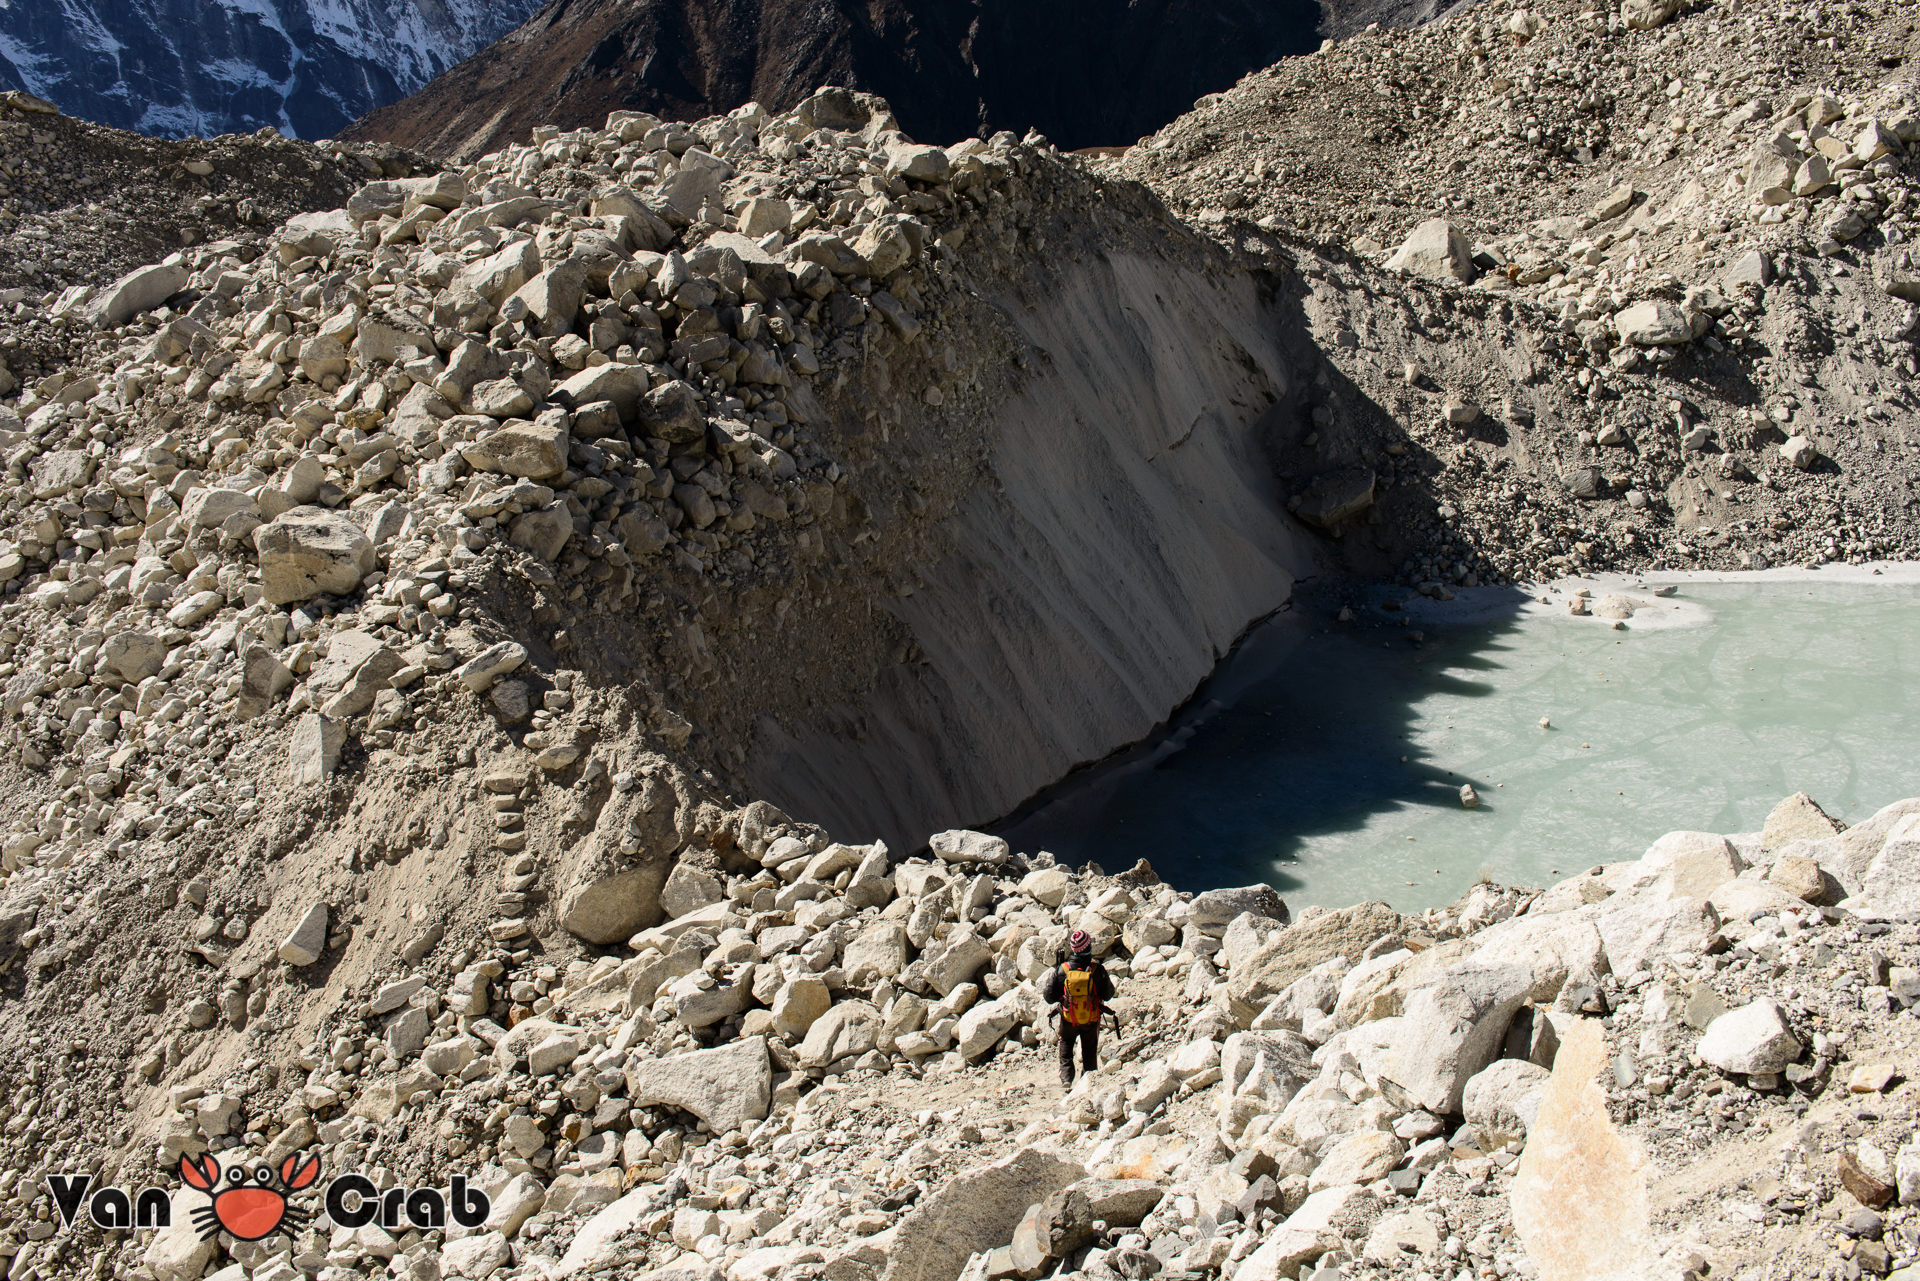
0,0,541,139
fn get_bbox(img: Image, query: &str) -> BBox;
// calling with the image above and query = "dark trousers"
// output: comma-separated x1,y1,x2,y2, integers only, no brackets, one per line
1058,1020,1099,1084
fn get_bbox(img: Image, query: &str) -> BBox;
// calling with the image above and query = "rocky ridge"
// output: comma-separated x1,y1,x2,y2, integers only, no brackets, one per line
1114,0,1920,585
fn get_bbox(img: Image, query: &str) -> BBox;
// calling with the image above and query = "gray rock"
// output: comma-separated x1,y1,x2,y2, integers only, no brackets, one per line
98,631,167,683
386,1007,430,1058
1616,301,1692,346
1354,960,1535,1113
287,712,344,785
1229,900,1397,1005
1723,250,1772,288
235,645,294,720
1597,895,1718,975
89,261,190,328
1292,467,1376,529
1763,792,1843,849
1697,998,1802,1074
624,1036,771,1135
1462,1059,1549,1149
278,903,328,966
929,830,1010,865
954,997,1018,1061
1221,912,1288,971
661,863,724,919
884,1147,1087,1281
454,641,529,692
254,506,378,604
1384,219,1477,283
798,1000,882,1066
1188,885,1291,938
510,500,575,561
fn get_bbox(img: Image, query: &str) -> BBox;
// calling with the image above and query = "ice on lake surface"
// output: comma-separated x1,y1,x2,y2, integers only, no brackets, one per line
997,569,1920,913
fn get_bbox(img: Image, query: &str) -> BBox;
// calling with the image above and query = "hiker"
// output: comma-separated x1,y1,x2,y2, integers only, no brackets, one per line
1044,928,1116,1087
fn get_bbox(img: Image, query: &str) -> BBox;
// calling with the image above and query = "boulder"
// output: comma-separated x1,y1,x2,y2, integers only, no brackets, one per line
1221,1030,1316,1102
89,261,190,328
1230,1230,1331,1281
98,632,167,682
509,501,575,561
1636,831,1744,899
1850,814,1920,916
287,712,344,784
1307,1130,1404,1193
624,1036,770,1135
1384,219,1477,283
639,379,707,442
1615,301,1692,346
798,1000,882,1067
1292,467,1376,529
1781,436,1819,471
1354,960,1534,1113
1229,901,1400,1005
453,641,528,692
1464,911,1606,1006
1763,792,1843,849
1462,1059,1550,1149
1696,999,1802,1075
661,864,724,919
254,506,378,604
465,420,569,480
1768,854,1832,904
1363,1212,1441,1264
1069,1178,1162,1226
511,258,592,339
929,830,1010,866
1822,798,1920,893
883,1147,1086,1281
843,921,910,984
954,997,1018,1061
1187,885,1290,937
771,976,832,1040
1621,0,1681,28
1596,895,1718,976
486,1172,547,1238
181,486,259,530
140,1190,220,1281
278,903,328,966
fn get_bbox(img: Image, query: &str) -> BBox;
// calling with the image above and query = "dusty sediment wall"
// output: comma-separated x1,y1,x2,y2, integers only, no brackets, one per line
750,249,1309,849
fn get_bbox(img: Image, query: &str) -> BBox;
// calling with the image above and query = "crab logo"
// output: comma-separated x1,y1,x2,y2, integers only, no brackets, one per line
177,1151,322,1241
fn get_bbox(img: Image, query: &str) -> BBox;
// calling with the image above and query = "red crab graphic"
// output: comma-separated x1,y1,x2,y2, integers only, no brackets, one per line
178,1151,321,1241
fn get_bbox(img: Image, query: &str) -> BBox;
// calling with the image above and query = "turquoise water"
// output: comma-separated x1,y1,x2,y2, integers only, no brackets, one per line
997,575,1920,913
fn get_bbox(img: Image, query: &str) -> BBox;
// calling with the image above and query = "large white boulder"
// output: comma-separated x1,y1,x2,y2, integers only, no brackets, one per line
1462,1059,1550,1149
1384,219,1477,283
1697,999,1801,1075
1355,960,1534,1114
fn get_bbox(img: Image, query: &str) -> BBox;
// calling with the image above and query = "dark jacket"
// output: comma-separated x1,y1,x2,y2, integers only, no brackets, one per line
1044,957,1115,1011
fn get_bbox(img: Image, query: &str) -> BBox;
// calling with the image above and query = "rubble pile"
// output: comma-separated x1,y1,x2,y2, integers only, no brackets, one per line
1116,0,1920,584
0,4,1914,1281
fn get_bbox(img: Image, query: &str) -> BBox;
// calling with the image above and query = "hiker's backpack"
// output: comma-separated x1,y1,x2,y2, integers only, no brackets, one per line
1061,963,1101,1026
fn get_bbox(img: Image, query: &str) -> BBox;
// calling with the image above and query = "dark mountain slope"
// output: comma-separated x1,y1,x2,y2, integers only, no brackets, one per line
342,0,1323,158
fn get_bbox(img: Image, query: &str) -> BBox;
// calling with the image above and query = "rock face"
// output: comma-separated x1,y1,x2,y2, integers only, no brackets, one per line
0,0,542,139
343,0,1324,159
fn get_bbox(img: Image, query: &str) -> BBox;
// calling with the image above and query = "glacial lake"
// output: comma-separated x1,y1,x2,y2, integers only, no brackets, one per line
996,567,1920,913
